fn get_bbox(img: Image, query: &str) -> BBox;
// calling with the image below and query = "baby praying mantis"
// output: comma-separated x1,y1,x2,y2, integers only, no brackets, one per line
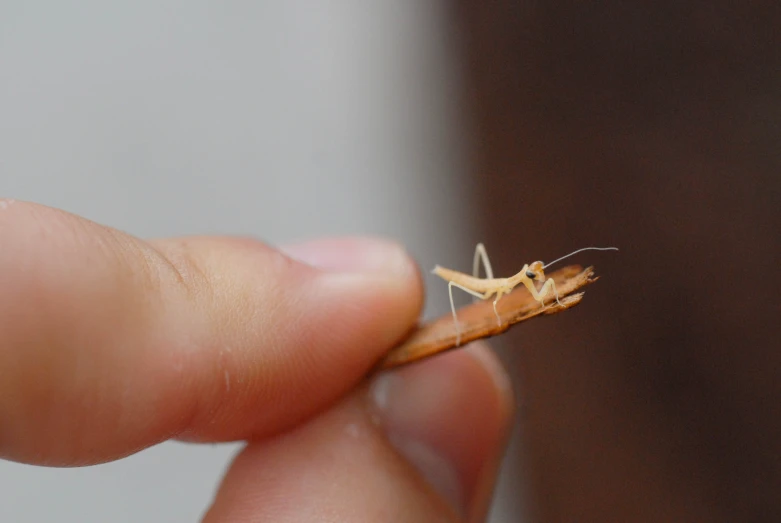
432,244,618,346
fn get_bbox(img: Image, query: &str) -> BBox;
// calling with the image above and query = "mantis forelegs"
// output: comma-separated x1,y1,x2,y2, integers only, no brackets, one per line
520,276,562,308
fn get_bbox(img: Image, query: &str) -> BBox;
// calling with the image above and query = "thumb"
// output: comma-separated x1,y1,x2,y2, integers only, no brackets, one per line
204,343,514,522
0,201,422,465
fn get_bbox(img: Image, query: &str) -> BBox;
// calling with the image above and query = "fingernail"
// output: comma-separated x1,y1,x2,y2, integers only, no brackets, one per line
280,237,412,277
370,370,465,516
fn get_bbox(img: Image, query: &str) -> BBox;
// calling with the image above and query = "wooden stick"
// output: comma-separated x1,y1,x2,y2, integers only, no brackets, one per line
377,265,598,370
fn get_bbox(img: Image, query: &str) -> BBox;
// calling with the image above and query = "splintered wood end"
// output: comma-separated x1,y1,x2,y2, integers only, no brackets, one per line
377,265,598,370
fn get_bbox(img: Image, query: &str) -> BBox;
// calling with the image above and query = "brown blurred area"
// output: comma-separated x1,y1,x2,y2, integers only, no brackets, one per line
456,2,781,522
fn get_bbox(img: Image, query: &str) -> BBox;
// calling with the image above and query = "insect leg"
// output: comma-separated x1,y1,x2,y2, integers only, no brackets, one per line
448,281,486,346
472,243,494,279
492,291,503,326
521,276,561,308
539,277,562,307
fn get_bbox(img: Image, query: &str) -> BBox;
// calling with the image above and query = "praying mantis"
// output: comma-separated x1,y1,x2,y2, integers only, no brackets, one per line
432,244,618,346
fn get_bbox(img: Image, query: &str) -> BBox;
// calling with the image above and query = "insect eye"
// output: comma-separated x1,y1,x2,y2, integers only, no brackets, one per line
525,270,536,279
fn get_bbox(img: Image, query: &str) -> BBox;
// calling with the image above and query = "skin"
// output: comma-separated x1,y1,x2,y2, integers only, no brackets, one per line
0,200,514,522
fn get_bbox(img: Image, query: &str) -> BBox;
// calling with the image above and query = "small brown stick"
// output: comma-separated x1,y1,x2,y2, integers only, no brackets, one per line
377,265,597,370
432,243,617,346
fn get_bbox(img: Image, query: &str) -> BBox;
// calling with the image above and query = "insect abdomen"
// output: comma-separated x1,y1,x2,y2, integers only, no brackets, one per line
432,265,495,293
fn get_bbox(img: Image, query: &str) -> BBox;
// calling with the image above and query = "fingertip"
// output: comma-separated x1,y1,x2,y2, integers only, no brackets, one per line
299,236,424,351
464,343,515,419
284,236,425,342
368,342,514,519
203,342,513,522
168,235,426,441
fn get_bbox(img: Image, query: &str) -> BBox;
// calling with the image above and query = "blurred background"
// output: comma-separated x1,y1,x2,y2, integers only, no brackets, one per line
2,1,780,522
458,2,780,521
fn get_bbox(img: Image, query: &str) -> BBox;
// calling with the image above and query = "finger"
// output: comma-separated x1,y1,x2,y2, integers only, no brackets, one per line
204,343,514,523
0,201,422,465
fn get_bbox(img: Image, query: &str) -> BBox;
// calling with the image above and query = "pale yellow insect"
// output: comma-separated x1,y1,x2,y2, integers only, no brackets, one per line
432,244,618,346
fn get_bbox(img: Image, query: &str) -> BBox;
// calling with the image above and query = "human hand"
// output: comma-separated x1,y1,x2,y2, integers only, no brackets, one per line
0,201,514,522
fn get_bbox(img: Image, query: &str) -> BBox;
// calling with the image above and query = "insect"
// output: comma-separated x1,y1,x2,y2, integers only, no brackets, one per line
432,244,618,346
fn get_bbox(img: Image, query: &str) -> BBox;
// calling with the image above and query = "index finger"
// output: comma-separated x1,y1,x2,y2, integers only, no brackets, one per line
0,201,422,466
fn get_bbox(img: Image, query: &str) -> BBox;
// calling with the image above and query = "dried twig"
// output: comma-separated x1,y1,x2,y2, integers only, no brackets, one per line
377,265,597,370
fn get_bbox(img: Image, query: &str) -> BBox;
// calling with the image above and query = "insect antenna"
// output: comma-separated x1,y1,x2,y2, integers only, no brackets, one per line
543,246,619,269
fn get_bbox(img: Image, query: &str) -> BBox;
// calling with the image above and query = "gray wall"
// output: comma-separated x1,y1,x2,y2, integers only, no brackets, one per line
0,2,517,521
